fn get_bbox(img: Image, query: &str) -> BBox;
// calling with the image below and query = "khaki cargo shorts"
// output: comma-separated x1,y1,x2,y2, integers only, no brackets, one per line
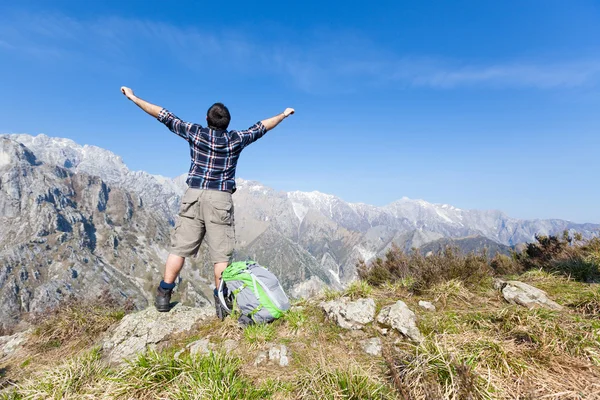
170,188,235,264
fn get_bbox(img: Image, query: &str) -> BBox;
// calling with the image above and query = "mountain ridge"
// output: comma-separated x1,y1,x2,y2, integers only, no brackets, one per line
1,133,599,330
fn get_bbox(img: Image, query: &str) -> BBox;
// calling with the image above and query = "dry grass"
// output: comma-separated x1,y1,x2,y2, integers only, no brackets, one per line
28,290,132,353
3,237,600,399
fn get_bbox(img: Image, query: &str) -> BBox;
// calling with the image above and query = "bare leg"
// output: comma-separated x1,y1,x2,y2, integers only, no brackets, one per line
214,262,228,288
164,254,185,284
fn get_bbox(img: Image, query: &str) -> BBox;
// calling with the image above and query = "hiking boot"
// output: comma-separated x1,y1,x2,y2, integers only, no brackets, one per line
155,286,173,312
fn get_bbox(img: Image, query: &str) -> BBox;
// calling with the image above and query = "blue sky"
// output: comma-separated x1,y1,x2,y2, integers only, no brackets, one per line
1,0,599,223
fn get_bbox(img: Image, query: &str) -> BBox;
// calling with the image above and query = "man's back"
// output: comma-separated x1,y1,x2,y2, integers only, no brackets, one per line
157,108,267,193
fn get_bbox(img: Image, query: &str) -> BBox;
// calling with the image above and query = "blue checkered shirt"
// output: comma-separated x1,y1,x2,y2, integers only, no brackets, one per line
157,108,267,192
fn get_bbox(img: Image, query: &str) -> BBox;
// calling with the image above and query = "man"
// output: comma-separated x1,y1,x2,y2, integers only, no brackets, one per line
120,86,294,314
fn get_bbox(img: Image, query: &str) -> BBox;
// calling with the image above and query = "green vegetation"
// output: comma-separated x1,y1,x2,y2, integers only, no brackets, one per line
29,290,131,352
2,234,600,399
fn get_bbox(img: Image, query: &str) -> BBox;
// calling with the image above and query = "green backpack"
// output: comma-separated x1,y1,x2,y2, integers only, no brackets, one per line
218,261,290,325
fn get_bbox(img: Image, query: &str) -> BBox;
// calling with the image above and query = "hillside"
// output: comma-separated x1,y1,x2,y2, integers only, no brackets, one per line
1,133,599,330
1,237,599,399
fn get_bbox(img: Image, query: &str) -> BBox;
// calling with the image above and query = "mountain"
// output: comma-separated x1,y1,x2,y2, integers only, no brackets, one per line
418,236,513,257
1,133,599,329
0,137,213,332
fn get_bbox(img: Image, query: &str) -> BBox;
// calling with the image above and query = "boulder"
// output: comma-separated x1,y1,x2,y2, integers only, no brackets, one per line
418,301,436,312
360,337,382,356
495,280,562,310
320,298,376,330
102,304,213,364
377,301,423,343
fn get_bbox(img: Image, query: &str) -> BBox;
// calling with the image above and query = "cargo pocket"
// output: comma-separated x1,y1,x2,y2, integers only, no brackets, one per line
211,201,233,225
179,189,199,218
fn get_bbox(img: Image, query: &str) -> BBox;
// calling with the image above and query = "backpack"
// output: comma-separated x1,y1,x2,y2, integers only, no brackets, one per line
218,261,290,325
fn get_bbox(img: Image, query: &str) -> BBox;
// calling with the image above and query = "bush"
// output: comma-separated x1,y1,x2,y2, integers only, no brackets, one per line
490,253,522,275
519,233,600,282
358,244,493,292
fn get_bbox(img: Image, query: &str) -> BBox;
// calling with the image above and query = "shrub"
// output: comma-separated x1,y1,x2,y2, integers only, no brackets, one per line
518,233,600,282
358,244,493,292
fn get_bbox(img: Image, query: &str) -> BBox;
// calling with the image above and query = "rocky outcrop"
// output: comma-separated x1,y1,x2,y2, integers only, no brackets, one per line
101,304,213,364
321,298,376,330
494,279,562,310
377,301,423,343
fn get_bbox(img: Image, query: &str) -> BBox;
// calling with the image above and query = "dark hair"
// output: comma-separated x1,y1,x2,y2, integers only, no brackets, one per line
206,103,231,130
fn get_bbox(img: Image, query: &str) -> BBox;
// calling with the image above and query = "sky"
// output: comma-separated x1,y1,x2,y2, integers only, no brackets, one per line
0,0,599,223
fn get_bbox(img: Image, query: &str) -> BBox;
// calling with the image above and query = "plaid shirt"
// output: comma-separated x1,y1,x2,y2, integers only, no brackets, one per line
157,108,267,192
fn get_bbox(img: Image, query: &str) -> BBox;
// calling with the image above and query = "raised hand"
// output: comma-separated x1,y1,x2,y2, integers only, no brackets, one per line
120,86,135,100
283,108,295,117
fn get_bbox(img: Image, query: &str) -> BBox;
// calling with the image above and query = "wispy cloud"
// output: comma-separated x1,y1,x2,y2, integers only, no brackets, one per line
1,11,599,92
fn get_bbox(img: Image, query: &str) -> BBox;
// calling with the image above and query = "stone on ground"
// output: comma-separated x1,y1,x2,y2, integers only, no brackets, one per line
418,300,436,312
495,279,562,310
320,298,376,330
360,337,382,356
377,300,423,343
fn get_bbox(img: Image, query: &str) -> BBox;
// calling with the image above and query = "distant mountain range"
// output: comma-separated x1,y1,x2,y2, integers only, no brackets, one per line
1,133,598,330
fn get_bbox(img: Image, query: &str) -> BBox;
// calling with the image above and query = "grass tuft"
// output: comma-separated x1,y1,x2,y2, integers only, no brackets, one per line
243,323,275,346
296,363,396,400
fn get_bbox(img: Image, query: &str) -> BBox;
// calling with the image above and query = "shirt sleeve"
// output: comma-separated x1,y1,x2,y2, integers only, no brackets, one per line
235,122,267,148
157,108,200,141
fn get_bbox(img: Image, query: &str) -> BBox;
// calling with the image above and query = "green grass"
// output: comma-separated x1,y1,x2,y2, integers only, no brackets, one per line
111,351,277,400
283,308,307,333
243,323,275,346
296,364,396,400
14,347,109,399
343,280,373,300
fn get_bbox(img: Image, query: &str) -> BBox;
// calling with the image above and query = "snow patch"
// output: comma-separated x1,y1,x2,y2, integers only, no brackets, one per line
434,208,454,224
291,202,308,222
328,269,341,284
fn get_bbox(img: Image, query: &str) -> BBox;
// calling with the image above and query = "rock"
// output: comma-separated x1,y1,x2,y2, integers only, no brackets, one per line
267,344,290,367
222,339,238,353
418,300,436,312
498,280,562,310
320,298,376,330
0,329,32,358
377,301,423,343
173,348,185,359
187,338,212,356
493,278,506,291
268,346,281,363
360,337,382,356
279,345,290,367
254,351,268,366
102,304,213,364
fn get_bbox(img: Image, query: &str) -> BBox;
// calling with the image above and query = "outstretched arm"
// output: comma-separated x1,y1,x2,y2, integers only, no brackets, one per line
261,108,295,132
120,86,195,140
120,87,162,118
